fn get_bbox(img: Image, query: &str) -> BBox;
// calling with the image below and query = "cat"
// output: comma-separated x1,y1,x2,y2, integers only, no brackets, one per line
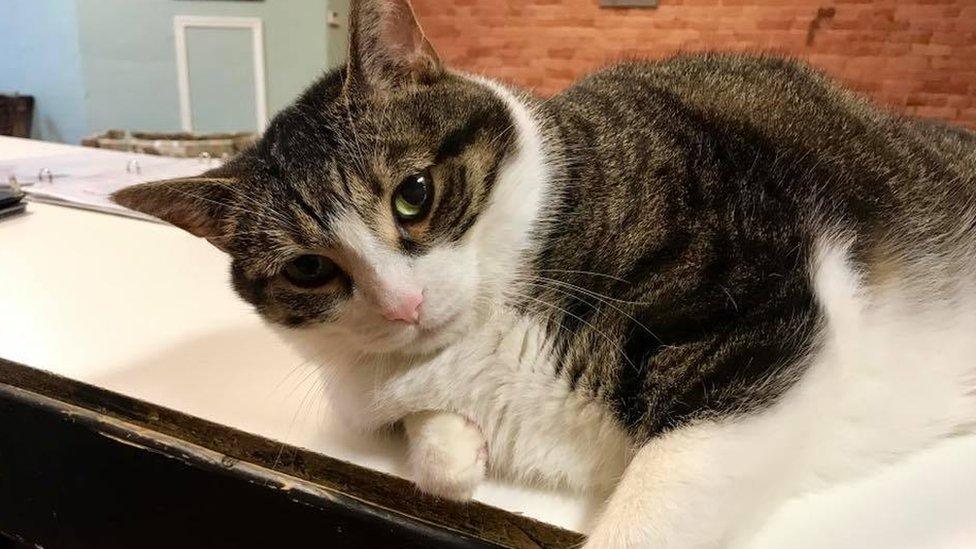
113,0,976,546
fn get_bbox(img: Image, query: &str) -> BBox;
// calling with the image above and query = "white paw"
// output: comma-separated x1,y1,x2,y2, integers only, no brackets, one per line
406,413,487,501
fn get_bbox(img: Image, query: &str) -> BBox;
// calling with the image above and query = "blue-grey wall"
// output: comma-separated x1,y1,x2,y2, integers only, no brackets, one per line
0,0,347,143
0,0,89,143
76,0,341,137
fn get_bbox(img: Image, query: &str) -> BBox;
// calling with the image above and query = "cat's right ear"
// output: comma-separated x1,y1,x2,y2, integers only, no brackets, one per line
111,169,238,253
344,0,442,95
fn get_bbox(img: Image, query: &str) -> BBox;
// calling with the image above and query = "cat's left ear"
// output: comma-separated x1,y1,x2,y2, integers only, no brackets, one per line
112,163,241,253
345,0,442,94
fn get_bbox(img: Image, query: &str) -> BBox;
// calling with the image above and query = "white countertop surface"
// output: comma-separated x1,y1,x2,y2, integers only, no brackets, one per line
2,136,974,546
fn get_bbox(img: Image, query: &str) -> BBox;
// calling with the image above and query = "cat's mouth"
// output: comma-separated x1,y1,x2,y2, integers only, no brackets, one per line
383,309,468,355
287,305,472,358
419,310,462,334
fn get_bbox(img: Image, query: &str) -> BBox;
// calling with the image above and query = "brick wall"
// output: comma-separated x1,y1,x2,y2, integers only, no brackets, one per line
413,0,976,129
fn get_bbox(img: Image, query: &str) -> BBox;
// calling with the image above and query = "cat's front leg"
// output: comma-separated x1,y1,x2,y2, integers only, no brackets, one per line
403,410,489,501
585,418,793,549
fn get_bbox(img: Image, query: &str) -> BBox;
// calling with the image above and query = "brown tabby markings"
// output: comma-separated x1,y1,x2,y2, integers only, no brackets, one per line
114,40,976,442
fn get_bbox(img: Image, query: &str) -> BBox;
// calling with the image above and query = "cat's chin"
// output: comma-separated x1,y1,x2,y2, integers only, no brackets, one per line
276,310,473,362
405,317,471,355
371,312,472,357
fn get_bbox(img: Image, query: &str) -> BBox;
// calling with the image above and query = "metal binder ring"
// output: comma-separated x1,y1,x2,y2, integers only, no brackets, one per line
38,168,53,182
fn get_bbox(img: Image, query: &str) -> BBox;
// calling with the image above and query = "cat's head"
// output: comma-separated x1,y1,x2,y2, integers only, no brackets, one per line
114,0,548,357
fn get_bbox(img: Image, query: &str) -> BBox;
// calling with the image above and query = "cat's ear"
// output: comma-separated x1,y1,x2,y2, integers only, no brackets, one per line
112,166,238,252
345,0,442,94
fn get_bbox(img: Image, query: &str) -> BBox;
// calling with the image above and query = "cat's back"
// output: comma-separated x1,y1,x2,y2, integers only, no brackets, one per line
555,53,974,165
552,53,853,137
545,52,976,259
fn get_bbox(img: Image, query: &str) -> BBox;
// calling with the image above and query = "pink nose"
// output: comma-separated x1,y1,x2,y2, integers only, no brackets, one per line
382,292,424,324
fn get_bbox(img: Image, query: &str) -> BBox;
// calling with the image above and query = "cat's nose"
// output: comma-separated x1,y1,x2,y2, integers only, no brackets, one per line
382,291,424,324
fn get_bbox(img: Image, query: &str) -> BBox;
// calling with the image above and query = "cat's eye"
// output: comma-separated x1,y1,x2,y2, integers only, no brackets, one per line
282,254,337,288
392,171,433,222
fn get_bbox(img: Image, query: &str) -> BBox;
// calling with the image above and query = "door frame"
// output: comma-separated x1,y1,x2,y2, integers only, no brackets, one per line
173,15,268,133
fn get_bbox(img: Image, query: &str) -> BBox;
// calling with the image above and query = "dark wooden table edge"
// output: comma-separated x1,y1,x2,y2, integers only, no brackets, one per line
0,357,584,548
0,381,493,548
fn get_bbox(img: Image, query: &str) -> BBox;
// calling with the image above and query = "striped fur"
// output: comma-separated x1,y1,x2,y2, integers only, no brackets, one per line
114,1,976,546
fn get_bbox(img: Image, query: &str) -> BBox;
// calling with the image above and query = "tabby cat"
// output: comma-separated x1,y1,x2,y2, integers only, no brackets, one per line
114,0,976,546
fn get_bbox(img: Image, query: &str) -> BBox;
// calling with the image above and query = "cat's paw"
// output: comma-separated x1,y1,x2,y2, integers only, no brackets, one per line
406,412,488,501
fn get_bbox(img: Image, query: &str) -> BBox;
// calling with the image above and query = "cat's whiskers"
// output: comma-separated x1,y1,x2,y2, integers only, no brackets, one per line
514,275,664,346
269,341,341,472
271,372,316,471
270,356,318,397
481,112,520,156
534,268,634,285
502,287,642,373
310,349,364,425
275,370,327,469
283,354,326,401
517,274,649,305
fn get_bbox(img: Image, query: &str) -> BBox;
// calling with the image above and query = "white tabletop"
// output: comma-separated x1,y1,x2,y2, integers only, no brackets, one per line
2,136,975,546
0,136,596,532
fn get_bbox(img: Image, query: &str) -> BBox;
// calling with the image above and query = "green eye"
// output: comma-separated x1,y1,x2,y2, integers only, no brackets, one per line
392,171,432,222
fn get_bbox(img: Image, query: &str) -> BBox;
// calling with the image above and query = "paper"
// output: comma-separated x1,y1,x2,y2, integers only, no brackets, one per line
0,147,214,221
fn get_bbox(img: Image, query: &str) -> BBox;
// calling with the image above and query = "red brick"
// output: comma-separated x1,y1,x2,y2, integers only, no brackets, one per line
960,109,976,124
923,79,970,94
415,0,976,129
914,106,959,120
947,95,972,109
908,93,948,107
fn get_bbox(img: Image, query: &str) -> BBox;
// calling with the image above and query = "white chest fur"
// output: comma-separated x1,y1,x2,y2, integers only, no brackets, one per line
295,314,632,493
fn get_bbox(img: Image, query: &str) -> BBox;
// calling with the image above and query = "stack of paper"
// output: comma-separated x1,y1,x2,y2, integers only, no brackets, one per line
0,147,213,221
